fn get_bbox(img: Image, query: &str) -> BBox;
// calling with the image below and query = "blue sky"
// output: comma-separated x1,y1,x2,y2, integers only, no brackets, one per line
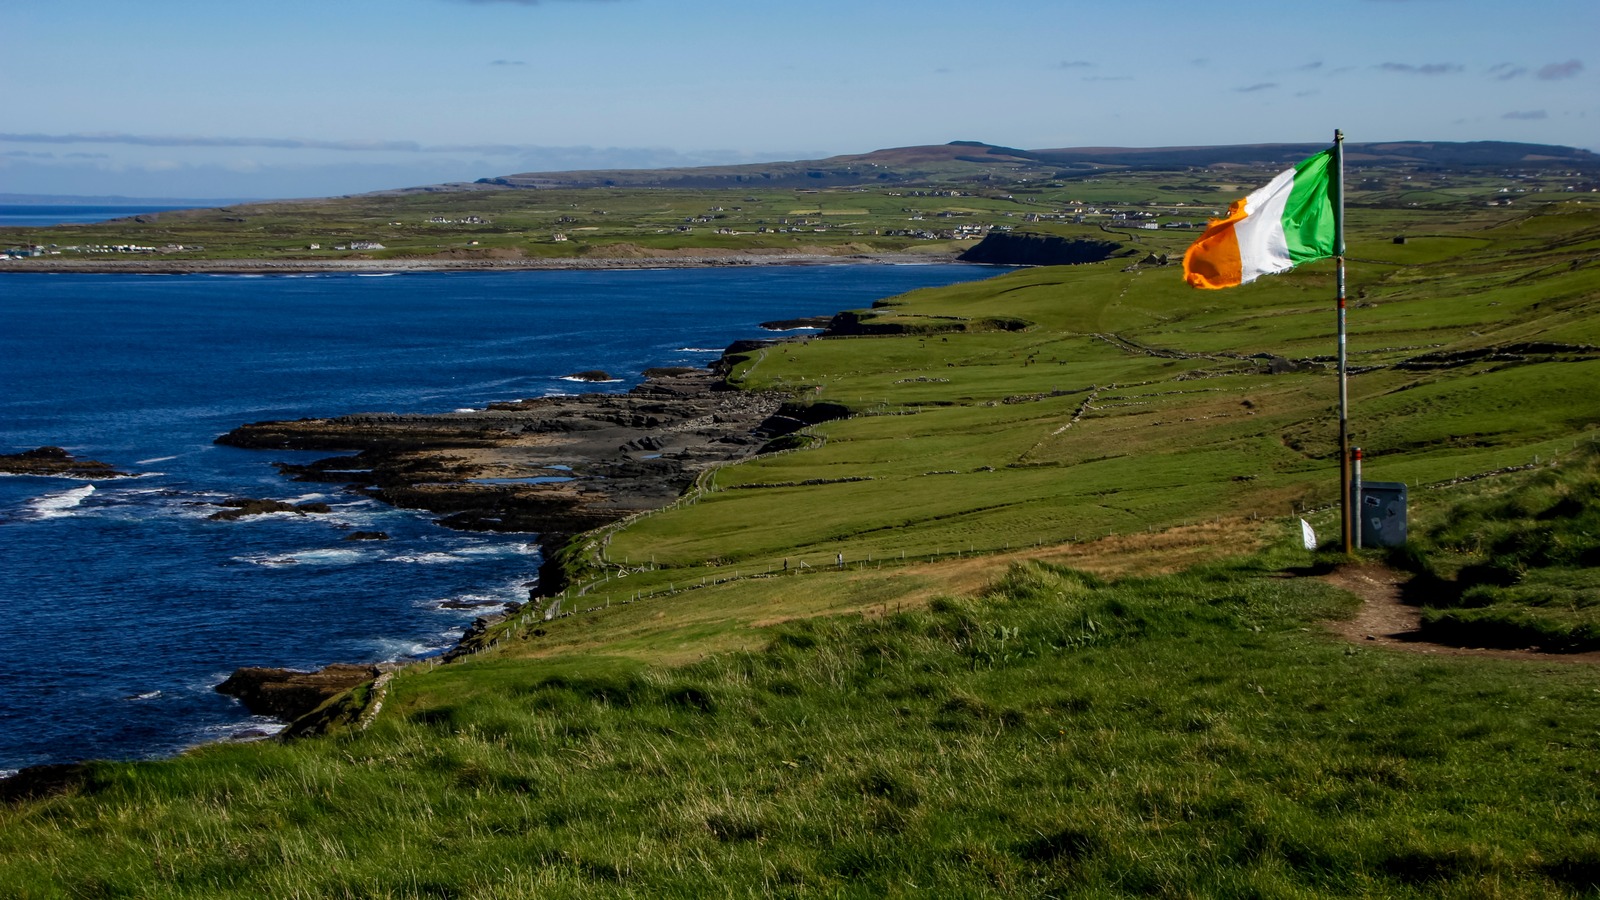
3,0,1595,199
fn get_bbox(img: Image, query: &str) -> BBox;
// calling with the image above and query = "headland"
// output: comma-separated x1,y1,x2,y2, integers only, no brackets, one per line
216,361,822,596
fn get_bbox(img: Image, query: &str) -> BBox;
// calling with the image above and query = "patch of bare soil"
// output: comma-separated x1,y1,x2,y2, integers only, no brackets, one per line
1030,518,1268,578
744,519,1269,630
850,517,1273,618
1320,563,1600,664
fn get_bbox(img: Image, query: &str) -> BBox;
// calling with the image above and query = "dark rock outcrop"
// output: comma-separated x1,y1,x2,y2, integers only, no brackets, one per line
0,446,130,479
0,763,100,803
761,316,833,330
208,498,332,521
215,664,380,722
958,233,1125,267
216,371,797,593
823,309,1030,337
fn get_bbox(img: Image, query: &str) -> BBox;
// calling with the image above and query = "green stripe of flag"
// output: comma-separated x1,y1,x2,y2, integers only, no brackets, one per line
1283,150,1335,264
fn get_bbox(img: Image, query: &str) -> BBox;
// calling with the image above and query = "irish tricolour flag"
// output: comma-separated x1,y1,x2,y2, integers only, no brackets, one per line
1183,150,1336,290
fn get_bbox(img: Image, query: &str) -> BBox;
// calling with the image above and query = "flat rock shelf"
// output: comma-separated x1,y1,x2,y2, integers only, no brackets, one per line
216,370,818,595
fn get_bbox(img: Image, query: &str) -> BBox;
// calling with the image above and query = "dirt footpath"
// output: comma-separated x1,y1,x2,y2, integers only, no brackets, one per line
1321,564,1600,664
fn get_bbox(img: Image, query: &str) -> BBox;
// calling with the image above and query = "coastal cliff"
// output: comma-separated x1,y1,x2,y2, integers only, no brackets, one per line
957,232,1128,267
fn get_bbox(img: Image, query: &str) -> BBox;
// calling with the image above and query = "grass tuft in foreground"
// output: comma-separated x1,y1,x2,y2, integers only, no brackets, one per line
4,534,1599,896
1398,443,1600,651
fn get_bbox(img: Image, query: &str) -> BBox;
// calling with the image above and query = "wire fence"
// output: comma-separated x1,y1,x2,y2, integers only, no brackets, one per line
479,438,1600,652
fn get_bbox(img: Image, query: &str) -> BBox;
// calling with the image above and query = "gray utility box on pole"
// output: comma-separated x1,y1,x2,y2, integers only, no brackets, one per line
1354,481,1408,548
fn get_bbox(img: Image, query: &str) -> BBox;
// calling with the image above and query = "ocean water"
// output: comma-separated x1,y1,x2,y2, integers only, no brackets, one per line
0,205,200,228
0,264,1006,771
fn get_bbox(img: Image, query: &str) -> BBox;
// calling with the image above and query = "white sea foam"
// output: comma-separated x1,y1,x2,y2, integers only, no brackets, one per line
453,542,537,558
325,499,376,513
354,272,399,277
427,571,531,613
426,592,505,612
128,690,163,702
676,347,723,353
135,455,179,465
200,671,241,693
236,547,368,567
558,376,623,384
29,484,95,518
385,551,464,565
0,769,18,781
224,511,304,524
364,634,454,662
193,716,287,745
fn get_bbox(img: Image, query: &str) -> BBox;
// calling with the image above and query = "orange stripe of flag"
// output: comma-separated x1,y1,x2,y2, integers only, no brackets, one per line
1182,196,1248,290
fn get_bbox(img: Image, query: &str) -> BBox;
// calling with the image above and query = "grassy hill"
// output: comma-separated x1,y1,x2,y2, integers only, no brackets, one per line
2,175,1599,895
468,140,1600,190
4,140,1596,265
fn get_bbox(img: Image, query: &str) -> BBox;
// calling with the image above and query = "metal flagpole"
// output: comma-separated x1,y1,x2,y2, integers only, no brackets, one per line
1334,129,1352,554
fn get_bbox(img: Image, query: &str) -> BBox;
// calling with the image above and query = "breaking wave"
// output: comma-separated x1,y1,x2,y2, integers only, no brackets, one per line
28,484,95,519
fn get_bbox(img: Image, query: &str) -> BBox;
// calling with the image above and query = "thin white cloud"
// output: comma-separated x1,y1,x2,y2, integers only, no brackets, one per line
1235,82,1278,93
1378,62,1463,75
1537,59,1584,80
1502,110,1549,120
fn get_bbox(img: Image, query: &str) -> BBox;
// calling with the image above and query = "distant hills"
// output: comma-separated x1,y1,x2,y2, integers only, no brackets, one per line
413,140,1600,194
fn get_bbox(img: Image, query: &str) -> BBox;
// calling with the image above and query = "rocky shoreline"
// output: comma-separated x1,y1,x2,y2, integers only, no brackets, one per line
215,368,810,558
0,446,131,479
0,267,951,782
206,359,842,724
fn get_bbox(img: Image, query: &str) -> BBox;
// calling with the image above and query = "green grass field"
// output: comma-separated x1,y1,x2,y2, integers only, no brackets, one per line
6,538,1600,897
3,159,1591,264
2,169,1599,896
